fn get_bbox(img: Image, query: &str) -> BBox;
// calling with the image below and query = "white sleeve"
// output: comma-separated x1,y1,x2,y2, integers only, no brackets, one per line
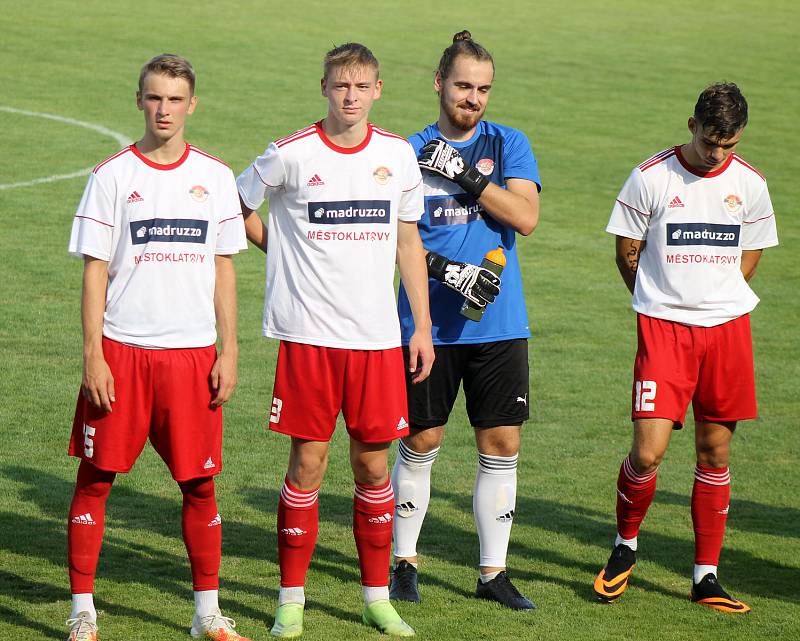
741,181,778,250
606,168,651,240
68,171,115,260
398,144,424,222
236,142,286,210
216,168,248,255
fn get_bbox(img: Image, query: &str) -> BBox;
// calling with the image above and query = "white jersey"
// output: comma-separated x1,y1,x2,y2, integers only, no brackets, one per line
606,145,778,327
237,122,424,349
69,143,247,348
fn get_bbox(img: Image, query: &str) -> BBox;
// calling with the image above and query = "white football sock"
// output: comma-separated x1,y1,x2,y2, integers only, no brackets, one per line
479,570,501,583
474,452,518,568
70,593,96,621
278,586,305,606
362,585,390,604
194,589,219,618
391,441,439,559
615,533,638,551
694,564,718,584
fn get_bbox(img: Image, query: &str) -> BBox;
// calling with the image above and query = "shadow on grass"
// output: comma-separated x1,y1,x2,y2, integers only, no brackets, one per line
654,489,800,538
1,465,367,632
431,485,800,604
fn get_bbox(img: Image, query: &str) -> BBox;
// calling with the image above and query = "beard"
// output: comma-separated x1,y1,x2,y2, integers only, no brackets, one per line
440,93,484,132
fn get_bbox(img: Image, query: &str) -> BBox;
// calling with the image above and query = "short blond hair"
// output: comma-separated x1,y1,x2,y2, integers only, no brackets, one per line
138,53,196,94
323,43,379,80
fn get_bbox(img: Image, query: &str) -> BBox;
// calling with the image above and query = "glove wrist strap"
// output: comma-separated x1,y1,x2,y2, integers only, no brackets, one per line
457,167,490,199
425,252,450,281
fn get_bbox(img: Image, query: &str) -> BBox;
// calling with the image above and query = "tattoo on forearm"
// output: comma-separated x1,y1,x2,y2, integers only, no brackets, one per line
626,245,641,273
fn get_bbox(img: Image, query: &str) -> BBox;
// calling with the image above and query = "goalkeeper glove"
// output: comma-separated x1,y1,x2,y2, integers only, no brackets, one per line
426,252,500,308
418,139,490,198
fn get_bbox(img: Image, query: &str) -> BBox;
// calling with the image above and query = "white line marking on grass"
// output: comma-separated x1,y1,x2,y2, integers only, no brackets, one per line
0,105,132,190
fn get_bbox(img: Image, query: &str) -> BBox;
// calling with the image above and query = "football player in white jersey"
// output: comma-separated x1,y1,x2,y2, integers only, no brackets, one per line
594,83,777,612
66,54,250,641
237,44,433,638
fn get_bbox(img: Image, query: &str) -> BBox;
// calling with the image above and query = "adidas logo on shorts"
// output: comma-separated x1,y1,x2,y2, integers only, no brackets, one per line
203,457,215,470
281,527,307,536
368,512,393,524
397,416,409,430
71,512,96,525
208,513,222,527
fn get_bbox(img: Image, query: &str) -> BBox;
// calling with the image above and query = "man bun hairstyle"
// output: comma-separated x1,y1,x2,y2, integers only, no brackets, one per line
323,42,380,79
437,30,494,80
138,53,196,95
694,82,748,140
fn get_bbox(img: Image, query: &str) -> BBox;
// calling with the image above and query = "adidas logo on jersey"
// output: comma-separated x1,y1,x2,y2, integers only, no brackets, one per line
127,190,144,204
397,416,409,430
496,509,515,523
396,501,418,517
668,195,685,208
71,513,96,525
208,513,222,527
368,512,393,524
203,457,215,470
281,527,307,536
307,174,324,187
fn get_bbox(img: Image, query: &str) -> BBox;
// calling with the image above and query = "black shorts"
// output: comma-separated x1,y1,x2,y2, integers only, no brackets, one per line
404,339,529,429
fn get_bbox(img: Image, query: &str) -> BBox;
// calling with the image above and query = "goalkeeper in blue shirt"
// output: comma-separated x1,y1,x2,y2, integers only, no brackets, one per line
391,30,541,610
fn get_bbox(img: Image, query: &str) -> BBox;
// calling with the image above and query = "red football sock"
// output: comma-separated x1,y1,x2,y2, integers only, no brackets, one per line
353,479,394,587
179,476,221,591
68,461,115,594
616,455,658,540
277,478,319,587
692,464,730,565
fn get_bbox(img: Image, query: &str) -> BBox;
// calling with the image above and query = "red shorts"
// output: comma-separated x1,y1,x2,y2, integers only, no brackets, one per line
69,337,223,481
269,341,409,443
631,314,756,427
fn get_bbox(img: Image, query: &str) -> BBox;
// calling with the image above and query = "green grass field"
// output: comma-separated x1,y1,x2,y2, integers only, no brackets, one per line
1,1,798,639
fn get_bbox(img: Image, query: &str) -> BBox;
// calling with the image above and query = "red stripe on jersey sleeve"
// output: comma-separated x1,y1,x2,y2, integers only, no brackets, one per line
189,146,230,167
640,149,676,172
93,147,133,173
742,213,775,225
616,199,651,217
732,155,766,180
75,215,114,228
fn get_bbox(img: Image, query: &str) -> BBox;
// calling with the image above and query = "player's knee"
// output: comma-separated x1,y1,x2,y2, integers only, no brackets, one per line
178,476,215,500
629,449,663,474
695,446,730,469
404,428,443,454
289,455,327,489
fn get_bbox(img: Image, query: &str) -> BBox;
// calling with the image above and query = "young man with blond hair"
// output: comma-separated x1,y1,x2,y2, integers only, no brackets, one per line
237,43,433,637
66,53,249,640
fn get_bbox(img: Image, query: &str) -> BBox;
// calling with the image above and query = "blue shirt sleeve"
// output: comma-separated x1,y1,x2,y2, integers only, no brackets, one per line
502,127,541,191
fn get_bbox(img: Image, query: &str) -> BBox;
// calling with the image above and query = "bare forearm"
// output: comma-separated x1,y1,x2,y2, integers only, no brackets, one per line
396,225,432,333
615,236,644,295
241,196,268,253
478,180,539,236
214,256,239,355
82,258,109,357
740,249,762,282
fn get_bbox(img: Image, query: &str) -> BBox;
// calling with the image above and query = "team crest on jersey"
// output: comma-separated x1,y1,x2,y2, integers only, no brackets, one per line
373,166,392,185
189,185,209,202
724,194,743,213
475,158,495,176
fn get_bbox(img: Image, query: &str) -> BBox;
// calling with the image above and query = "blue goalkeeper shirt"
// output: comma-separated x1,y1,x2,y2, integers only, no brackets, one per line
398,120,541,345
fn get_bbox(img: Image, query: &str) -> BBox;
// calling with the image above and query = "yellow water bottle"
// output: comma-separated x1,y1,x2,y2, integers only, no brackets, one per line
460,246,506,322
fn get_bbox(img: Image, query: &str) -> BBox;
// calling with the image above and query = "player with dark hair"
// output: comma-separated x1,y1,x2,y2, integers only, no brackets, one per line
66,54,250,640
594,82,777,612
390,31,541,610
237,42,433,637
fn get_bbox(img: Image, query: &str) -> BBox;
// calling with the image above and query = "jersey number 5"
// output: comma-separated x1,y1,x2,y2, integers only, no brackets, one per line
635,380,657,412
